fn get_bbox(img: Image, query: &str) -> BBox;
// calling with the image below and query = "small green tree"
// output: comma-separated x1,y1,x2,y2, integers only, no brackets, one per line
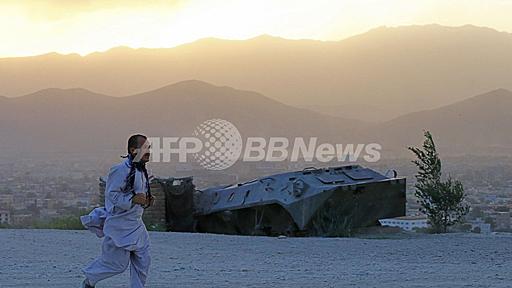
409,131,469,233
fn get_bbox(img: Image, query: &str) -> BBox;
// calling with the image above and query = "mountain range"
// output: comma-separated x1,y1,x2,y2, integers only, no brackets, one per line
1,24,512,122
0,80,363,156
1,80,510,159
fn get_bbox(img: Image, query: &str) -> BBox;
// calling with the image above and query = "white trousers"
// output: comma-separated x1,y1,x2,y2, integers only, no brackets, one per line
83,236,150,288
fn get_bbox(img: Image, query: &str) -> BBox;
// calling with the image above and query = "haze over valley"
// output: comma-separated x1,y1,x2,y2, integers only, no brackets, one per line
2,25,512,123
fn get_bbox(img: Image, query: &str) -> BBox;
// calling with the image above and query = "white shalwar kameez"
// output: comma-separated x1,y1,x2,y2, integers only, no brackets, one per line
81,159,151,288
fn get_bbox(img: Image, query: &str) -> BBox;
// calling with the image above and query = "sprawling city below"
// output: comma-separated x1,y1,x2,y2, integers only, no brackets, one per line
1,154,511,232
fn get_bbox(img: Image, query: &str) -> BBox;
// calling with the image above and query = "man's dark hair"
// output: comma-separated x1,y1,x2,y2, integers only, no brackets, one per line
127,134,147,154
125,133,152,208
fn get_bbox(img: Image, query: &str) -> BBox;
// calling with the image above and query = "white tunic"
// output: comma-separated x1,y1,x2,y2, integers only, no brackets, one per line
82,158,150,250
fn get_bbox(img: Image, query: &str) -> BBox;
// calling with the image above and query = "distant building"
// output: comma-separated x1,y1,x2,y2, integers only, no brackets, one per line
484,195,498,203
40,208,59,219
495,212,511,231
0,210,11,225
12,213,32,226
379,216,428,231
470,218,492,234
0,194,14,208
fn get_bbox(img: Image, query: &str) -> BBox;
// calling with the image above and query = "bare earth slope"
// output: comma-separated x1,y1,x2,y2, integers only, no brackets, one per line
1,229,511,288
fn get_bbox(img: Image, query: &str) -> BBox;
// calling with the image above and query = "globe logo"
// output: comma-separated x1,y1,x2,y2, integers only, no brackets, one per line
193,119,243,170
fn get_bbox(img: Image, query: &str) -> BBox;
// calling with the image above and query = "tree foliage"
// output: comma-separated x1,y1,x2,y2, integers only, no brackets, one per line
409,131,469,233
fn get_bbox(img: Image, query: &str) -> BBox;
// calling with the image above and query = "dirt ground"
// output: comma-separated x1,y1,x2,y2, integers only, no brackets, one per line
1,229,511,287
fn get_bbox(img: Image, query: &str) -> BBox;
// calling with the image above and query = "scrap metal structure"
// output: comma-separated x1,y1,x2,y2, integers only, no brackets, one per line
100,165,406,236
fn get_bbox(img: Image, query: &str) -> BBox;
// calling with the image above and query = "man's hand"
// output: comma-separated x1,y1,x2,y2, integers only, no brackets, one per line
132,193,148,206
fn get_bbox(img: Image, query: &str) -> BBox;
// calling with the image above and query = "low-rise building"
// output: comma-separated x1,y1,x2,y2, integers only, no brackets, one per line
0,210,11,225
470,218,492,234
495,212,511,231
0,194,14,208
379,216,428,231
12,213,32,226
39,208,59,219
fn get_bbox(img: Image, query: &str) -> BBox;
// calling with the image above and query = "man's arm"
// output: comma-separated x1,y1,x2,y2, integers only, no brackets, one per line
105,165,134,211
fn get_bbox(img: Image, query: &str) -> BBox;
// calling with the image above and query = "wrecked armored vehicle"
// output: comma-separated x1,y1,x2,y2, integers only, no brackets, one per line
100,165,406,236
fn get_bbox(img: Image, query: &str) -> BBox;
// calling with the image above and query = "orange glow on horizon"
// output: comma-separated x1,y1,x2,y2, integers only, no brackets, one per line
1,0,512,57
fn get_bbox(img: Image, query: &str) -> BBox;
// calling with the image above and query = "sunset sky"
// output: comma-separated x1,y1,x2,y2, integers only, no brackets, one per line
1,0,512,57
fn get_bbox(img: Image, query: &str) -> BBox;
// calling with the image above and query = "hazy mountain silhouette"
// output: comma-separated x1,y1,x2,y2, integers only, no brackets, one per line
369,88,512,156
0,80,511,160
1,24,511,122
300,104,397,123
0,80,364,155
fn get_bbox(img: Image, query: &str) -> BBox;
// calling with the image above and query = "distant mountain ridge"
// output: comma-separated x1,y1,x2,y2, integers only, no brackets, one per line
1,24,512,122
0,81,511,159
0,80,364,155
369,88,512,155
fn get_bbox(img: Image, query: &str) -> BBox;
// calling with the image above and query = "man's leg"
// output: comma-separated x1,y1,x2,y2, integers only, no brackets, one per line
83,236,130,286
129,243,151,288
